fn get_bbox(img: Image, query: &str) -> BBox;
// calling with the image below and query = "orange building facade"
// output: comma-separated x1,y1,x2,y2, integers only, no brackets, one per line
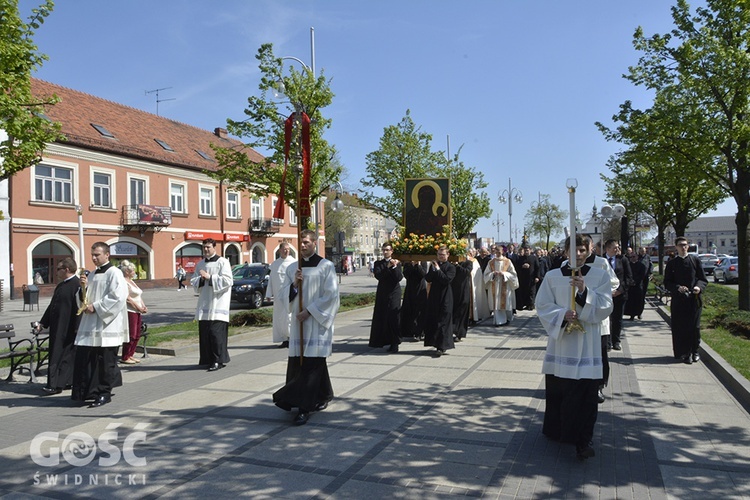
2,79,320,298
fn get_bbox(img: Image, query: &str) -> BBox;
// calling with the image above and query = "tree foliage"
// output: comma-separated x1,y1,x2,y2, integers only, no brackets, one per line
0,0,62,181
211,43,341,225
598,0,750,309
359,110,491,237
524,195,566,250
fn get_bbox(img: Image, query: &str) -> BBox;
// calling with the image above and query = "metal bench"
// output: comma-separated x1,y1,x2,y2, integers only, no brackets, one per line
653,284,671,305
0,324,40,383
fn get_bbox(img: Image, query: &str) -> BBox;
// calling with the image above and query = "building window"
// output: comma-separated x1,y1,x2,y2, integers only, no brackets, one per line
130,177,147,205
31,239,74,285
200,187,214,216
92,172,112,208
34,164,73,204
251,197,262,221
170,182,185,213
227,192,239,219
721,239,726,247
731,239,736,246
271,197,280,221
290,207,297,226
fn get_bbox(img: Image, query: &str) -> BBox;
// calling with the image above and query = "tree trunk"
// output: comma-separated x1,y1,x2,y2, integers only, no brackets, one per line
737,204,750,311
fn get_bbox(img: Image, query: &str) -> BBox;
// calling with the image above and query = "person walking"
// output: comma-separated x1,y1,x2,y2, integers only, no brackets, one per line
273,230,339,425
35,257,81,395
176,264,187,290
368,242,403,353
266,242,297,348
192,238,233,371
119,260,148,365
664,237,707,364
72,242,129,408
423,245,456,356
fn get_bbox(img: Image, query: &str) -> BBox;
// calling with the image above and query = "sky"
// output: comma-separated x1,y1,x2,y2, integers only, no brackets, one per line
24,0,735,243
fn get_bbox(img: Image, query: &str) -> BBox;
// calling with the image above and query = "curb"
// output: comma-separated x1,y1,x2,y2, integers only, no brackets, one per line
653,298,750,413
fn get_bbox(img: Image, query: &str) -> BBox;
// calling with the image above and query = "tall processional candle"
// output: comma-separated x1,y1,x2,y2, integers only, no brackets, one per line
565,179,585,333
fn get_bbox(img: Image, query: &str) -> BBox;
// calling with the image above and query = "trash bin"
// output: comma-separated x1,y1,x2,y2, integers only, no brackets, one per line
23,284,39,311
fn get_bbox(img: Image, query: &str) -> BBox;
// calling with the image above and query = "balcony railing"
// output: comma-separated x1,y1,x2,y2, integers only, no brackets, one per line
249,218,280,236
121,204,172,235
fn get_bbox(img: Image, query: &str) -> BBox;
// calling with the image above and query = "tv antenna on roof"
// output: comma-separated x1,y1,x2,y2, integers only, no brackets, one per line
145,87,176,116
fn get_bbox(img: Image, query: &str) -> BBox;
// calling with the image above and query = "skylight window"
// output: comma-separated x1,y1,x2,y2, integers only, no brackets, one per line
196,150,213,161
91,123,115,138
155,139,174,152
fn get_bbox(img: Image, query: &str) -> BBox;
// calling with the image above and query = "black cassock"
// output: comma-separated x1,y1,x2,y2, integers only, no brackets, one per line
400,262,427,339
369,259,403,348
664,255,707,358
515,254,539,310
451,261,472,339
624,257,648,318
40,276,81,390
424,261,456,351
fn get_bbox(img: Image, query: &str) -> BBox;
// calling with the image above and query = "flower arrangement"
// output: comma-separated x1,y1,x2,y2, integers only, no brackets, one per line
390,225,468,258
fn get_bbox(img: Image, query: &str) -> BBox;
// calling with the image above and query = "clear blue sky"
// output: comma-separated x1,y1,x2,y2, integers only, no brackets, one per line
26,0,733,242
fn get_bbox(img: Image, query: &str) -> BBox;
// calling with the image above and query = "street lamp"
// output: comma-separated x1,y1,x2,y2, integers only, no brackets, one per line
498,177,522,244
331,181,344,213
599,202,626,252
492,213,504,244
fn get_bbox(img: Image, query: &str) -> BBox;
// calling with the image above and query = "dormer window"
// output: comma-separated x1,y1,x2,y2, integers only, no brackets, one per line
91,123,115,138
196,150,212,161
155,139,174,151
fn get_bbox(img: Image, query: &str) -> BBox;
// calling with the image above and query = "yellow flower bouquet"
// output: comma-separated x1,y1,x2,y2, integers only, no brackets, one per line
390,225,468,262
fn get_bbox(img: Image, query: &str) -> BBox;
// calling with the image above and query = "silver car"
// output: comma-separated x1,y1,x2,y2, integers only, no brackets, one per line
713,257,738,284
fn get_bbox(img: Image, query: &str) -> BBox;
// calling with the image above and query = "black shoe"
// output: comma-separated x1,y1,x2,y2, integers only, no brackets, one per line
692,353,700,363
294,412,309,425
597,389,605,404
576,443,596,460
89,394,111,408
681,354,692,365
607,343,613,352
42,387,63,395
278,341,289,348
629,316,635,321
207,363,225,372
387,344,399,353
613,343,622,351
314,401,328,412
637,315,642,320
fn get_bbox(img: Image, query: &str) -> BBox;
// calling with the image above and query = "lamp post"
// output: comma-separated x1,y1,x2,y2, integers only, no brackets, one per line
599,203,626,253
498,177,522,244
492,213,504,244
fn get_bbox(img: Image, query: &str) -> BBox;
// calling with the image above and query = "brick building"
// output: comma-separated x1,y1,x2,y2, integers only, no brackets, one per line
0,79,320,299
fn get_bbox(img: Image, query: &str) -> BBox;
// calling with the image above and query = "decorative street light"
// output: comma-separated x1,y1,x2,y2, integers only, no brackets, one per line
492,213,504,244
498,177,523,244
599,202,626,252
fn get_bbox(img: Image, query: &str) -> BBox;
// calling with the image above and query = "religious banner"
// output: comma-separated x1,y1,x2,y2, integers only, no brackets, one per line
403,178,451,238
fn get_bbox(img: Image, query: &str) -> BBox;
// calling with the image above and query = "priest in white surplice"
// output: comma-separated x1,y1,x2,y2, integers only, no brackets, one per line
467,249,490,324
265,242,296,348
535,234,613,460
484,244,518,326
273,229,339,426
73,242,129,408
192,238,233,371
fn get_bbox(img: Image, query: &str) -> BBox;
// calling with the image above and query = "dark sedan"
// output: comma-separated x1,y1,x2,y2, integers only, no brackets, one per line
231,263,271,308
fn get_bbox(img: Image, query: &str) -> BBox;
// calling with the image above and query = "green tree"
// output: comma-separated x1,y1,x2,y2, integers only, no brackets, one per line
211,43,341,228
0,0,62,181
524,195,566,250
620,0,750,308
360,110,491,237
359,110,443,223
598,97,725,271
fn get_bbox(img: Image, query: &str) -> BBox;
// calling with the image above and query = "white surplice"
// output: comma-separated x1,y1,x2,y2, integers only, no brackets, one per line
484,256,519,325
535,265,613,380
75,265,129,347
266,255,296,343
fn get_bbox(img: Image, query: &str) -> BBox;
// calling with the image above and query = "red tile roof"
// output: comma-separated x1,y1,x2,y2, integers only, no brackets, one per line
30,78,264,172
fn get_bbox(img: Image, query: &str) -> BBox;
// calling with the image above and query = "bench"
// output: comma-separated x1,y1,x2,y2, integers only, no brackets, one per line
31,325,50,376
0,324,40,383
653,284,671,305
138,322,150,358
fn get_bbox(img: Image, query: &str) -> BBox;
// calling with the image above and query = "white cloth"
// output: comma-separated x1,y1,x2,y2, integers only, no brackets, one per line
562,255,618,335
266,255,296,343
484,256,519,325
192,256,233,323
535,266,613,380
469,259,490,321
125,280,145,313
76,265,129,347
282,256,339,358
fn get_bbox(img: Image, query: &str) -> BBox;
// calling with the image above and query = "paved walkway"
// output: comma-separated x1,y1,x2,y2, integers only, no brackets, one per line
1,297,749,498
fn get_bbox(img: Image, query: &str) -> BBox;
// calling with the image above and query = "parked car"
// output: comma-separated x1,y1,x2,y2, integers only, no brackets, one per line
714,257,739,284
231,263,271,308
699,253,729,275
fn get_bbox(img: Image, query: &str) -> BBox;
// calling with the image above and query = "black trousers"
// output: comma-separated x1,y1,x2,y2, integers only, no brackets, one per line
72,346,122,401
273,357,334,413
609,294,626,344
543,375,599,447
198,320,230,366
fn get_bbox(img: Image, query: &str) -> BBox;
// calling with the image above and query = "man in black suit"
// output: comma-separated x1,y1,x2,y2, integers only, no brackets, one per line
604,239,633,351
